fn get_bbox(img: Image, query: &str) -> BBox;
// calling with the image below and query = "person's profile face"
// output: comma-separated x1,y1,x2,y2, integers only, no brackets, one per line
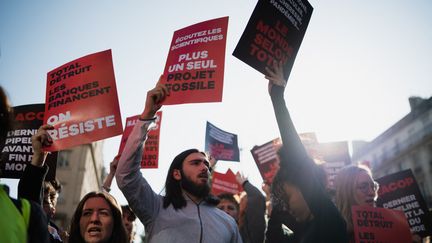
79,197,114,243
217,199,239,221
43,192,56,220
282,182,312,222
353,171,378,206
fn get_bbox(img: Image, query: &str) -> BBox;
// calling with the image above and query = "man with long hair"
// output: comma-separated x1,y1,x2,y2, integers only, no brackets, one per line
115,77,242,243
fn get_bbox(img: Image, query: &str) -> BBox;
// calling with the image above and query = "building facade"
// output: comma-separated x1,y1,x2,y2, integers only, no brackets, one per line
352,96,432,207
52,141,105,229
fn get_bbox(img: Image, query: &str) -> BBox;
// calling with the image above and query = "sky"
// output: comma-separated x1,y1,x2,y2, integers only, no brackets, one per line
1,0,431,236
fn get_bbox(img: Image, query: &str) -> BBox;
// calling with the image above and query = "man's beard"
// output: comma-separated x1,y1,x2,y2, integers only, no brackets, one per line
180,172,210,199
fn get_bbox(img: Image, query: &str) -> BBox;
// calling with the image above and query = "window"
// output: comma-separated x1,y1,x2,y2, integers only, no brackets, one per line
414,166,422,174
57,151,70,168
382,146,388,161
393,138,400,155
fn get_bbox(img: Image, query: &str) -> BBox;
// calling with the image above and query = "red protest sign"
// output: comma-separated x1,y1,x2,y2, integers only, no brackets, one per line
211,169,243,196
162,16,229,105
44,50,123,151
352,206,412,243
250,138,282,184
118,112,162,169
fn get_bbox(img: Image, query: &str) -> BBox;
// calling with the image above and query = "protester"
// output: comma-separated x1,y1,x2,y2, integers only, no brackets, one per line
121,205,137,243
218,193,240,222
68,191,128,243
101,155,137,243
43,181,63,242
334,165,378,240
217,173,266,243
262,182,304,243
115,77,242,243
0,86,50,243
18,124,69,242
265,63,348,242
47,178,69,241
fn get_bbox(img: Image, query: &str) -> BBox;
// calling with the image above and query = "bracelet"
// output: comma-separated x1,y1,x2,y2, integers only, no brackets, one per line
138,117,156,122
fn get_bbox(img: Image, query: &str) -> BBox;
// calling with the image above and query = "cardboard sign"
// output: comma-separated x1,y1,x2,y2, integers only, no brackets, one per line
205,121,239,162
0,104,57,180
316,141,351,188
211,169,243,196
299,132,320,160
298,133,350,188
376,169,432,237
250,138,282,184
233,0,313,80
352,205,412,243
118,112,162,169
162,16,229,105
44,49,123,151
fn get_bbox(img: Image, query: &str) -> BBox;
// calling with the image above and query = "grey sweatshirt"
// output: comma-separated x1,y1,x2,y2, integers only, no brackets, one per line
116,119,242,243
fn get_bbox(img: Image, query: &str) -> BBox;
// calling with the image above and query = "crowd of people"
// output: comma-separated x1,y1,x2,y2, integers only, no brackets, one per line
0,60,429,243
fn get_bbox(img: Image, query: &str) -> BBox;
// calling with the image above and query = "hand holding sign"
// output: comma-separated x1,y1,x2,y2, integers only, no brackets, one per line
265,60,286,93
109,154,120,175
102,154,120,192
235,172,247,186
31,124,54,167
140,76,169,120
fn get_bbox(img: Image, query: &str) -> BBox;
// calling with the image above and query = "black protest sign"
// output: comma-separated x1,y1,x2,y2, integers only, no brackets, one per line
376,169,432,237
251,138,282,184
205,121,239,161
233,0,313,80
316,141,351,188
0,104,57,180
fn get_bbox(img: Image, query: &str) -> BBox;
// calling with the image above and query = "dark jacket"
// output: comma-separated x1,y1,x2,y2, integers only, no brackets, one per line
18,163,61,243
240,181,266,243
270,85,348,243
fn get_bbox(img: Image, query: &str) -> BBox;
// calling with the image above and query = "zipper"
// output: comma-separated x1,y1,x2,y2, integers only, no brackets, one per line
197,203,203,243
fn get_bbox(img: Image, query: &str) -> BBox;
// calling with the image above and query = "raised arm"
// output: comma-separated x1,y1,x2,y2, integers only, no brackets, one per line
265,62,312,169
115,77,169,226
101,155,120,193
236,173,266,243
18,124,53,204
265,62,328,218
